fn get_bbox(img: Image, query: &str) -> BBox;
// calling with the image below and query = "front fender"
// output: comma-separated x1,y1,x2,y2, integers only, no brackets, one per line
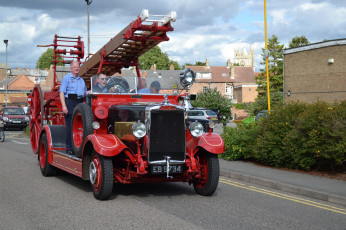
85,134,127,157
187,133,225,154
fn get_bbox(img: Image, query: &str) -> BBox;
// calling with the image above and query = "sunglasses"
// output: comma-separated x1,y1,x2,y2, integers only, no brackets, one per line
100,78,107,81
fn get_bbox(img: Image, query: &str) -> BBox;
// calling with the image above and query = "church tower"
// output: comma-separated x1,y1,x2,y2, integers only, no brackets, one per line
234,46,255,71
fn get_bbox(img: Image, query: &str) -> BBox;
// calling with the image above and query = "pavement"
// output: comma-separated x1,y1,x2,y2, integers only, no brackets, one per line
214,121,346,206
12,124,346,206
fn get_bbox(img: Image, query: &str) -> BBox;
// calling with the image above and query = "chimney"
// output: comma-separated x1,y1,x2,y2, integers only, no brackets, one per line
230,65,235,79
206,59,210,70
226,59,231,69
153,64,156,73
170,64,174,70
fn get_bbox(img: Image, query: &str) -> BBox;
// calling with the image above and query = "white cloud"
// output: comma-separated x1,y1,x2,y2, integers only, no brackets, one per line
0,0,345,72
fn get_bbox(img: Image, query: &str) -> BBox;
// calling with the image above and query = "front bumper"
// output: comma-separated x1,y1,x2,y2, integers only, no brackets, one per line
3,121,29,129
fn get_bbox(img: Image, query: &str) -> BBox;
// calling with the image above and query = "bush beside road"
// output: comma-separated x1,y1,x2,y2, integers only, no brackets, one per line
220,100,346,173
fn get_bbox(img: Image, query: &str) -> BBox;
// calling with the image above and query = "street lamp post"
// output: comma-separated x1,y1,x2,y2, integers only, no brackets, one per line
85,0,93,56
4,39,8,107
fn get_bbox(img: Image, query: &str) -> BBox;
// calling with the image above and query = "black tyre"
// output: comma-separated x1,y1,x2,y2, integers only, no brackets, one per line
193,153,219,196
71,103,94,157
89,151,113,200
38,133,54,176
0,130,4,142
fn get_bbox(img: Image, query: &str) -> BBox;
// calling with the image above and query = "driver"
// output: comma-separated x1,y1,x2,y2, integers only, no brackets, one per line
93,73,116,93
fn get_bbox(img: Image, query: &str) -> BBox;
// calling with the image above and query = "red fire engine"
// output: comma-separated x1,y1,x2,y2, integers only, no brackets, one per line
29,10,224,200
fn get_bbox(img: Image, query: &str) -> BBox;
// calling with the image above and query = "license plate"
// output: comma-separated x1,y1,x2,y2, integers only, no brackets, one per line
12,121,21,123
151,165,183,174
212,118,216,120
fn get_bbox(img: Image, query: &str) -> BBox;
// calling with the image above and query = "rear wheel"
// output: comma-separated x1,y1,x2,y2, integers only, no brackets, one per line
89,151,113,200
193,153,219,196
38,133,54,176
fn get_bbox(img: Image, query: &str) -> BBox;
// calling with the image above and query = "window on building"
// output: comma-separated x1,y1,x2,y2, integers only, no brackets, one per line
203,86,208,92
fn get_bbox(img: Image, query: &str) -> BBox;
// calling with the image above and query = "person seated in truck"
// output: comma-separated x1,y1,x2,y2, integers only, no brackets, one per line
93,73,116,93
138,81,160,94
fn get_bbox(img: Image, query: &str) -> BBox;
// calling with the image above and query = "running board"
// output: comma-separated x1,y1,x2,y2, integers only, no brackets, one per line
51,149,83,178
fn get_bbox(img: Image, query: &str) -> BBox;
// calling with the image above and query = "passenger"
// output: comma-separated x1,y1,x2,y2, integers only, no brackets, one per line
59,61,88,155
93,73,116,93
138,81,160,94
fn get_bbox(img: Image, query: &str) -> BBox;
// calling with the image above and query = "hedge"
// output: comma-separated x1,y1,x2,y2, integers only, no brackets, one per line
221,101,346,172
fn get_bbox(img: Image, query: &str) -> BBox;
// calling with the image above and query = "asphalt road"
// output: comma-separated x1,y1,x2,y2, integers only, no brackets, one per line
1,130,345,230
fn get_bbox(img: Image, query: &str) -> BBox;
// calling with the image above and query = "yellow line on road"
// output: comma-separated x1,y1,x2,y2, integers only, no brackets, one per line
219,178,346,215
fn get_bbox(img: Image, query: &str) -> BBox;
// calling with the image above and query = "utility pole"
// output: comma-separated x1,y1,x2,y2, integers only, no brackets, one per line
264,0,271,112
4,39,8,107
85,0,93,56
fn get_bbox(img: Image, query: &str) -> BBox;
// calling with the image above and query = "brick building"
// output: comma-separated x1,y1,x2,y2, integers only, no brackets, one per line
283,39,346,103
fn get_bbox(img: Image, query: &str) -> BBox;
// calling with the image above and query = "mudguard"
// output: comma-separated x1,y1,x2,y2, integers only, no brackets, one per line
84,134,128,157
40,125,67,164
187,132,225,154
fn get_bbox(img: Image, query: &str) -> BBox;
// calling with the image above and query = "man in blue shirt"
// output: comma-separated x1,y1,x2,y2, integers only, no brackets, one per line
59,61,87,154
138,80,160,94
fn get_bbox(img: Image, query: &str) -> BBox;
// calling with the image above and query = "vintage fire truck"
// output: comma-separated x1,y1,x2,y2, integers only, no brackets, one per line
29,10,225,200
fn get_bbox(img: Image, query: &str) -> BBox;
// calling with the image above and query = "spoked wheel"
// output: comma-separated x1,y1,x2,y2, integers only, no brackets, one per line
72,103,94,157
30,85,44,154
89,151,113,200
0,129,4,142
38,133,54,176
193,153,220,196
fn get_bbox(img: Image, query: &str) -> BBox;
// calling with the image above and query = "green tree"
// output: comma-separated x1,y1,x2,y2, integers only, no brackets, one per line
289,35,309,48
256,34,284,97
139,46,181,70
191,88,233,120
36,48,64,69
184,61,206,68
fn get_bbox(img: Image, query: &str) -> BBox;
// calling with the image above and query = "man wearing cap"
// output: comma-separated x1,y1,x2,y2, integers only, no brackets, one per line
138,80,160,94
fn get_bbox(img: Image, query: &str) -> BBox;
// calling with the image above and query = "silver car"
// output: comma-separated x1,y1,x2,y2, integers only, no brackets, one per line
186,109,218,122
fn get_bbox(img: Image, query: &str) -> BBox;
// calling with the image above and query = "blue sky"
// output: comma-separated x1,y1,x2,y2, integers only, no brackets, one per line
0,0,345,72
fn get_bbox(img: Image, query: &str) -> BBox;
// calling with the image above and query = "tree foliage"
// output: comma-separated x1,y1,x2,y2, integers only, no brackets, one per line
36,48,64,69
184,61,206,68
191,88,233,120
256,34,284,97
139,46,181,70
289,35,309,48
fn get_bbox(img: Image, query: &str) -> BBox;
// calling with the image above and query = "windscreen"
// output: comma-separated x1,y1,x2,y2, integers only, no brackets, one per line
4,108,25,115
90,75,180,95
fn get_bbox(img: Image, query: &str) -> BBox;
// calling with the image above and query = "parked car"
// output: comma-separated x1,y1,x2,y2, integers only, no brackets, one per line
1,106,29,130
185,117,212,133
255,110,268,121
186,109,218,122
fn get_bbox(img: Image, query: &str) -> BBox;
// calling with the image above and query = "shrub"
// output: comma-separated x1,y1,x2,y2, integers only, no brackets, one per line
221,100,346,172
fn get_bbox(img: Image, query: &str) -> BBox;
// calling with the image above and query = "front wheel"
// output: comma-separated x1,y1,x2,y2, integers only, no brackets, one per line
193,153,219,196
89,151,113,200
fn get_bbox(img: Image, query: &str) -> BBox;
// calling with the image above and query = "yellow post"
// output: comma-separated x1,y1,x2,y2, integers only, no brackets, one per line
264,0,271,112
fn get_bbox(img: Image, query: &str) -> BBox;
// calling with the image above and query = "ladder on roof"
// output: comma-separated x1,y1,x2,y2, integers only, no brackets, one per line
79,9,177,88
